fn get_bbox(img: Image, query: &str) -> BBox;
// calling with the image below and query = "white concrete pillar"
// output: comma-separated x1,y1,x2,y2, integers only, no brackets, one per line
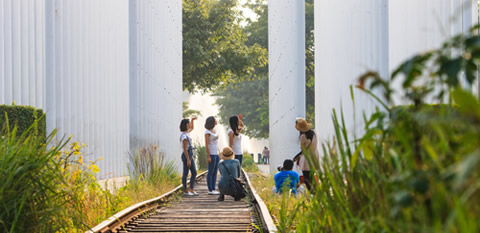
0,0,45,109
269,0,305,172
315,0,389,142
129,0,183,170
389,0,479,100
45,0,130,178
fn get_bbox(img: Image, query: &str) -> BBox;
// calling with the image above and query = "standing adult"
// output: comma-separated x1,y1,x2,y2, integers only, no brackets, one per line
179,117,198,196
228,115,244,165
294,118,320,192
218,147,242,201
205,116,220,195
262,146,270,165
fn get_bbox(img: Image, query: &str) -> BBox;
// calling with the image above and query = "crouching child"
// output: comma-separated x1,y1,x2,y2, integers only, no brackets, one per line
274,159,300,195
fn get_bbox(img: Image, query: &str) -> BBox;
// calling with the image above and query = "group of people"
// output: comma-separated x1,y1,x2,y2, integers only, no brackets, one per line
179,114,319,201
179,114,245,201
274,118,320,195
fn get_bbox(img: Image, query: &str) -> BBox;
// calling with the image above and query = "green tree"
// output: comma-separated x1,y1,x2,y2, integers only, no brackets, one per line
183,0,267,92
215,0,315,139
182,102,202,118
214,78,269,138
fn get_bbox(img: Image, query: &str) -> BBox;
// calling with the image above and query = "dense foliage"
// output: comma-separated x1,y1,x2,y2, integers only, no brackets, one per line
0,104,46,138
183,0,267,92
214,78,269,138
0,124,73,232
253,25,480,233
1,120,179,232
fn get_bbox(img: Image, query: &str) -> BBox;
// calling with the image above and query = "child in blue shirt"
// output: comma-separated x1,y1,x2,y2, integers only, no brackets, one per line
274,159,300,195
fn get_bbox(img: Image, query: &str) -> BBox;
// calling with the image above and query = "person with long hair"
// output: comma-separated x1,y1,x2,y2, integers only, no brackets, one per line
179,117,198,196
294,118,320,192
228,114,244,165
205,116,220,195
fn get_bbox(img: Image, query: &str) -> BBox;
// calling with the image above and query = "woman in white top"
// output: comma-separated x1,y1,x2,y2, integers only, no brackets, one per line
179,117,198,196
228,114,244,165
205,116,220,195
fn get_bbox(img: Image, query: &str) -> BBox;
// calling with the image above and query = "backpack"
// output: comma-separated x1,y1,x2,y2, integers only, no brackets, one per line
220,163,247,199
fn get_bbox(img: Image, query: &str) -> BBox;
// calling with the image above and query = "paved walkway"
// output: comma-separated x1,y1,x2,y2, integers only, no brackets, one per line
257,164,271,174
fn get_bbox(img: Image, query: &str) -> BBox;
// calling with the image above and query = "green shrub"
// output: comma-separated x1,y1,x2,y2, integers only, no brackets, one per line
0,104,46,137
194,143,208,170
242,153,258,172
129,145,178,185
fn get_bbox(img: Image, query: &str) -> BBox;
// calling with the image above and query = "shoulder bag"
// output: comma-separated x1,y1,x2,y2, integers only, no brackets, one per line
220,163,247,199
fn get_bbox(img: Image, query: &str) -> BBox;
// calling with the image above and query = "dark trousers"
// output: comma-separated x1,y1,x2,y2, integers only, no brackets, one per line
302,170,313,191
207,154,220,191
235,154,243,166
182,148,197,190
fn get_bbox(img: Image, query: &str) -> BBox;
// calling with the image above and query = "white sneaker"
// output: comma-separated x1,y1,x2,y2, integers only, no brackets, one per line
208,191,215,195
211,190,220,195
192,191,199,196
185,191,194,196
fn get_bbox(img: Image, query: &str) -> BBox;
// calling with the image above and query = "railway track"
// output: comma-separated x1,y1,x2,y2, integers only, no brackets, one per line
88,169,277,233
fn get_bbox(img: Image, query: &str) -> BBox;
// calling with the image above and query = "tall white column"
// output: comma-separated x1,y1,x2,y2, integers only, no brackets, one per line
129,0,183,170
45,0,130,178
390,0,479,96
315,0,389,142
0,0,45,108
269,1,305,172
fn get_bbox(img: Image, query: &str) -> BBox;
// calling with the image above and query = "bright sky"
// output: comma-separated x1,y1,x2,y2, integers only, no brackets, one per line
238,0,259,26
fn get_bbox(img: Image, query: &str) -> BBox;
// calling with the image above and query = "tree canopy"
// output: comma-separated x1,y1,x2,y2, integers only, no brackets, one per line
214,78,269,138
183,0,267,92
214,0,315,139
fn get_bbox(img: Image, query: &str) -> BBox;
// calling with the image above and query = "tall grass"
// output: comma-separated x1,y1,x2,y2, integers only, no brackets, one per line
129,145,178,185
1,118,180,232
250,173,304,232
0,118,75,232
254,25,480,233
61,145,180,232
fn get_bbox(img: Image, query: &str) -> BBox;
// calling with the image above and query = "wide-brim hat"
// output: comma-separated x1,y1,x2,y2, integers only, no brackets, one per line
220,147,234,160
295,118,312,133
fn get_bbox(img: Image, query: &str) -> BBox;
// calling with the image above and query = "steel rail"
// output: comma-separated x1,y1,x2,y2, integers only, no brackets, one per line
88,169,278,233
86,171,207,233
242,168,278,233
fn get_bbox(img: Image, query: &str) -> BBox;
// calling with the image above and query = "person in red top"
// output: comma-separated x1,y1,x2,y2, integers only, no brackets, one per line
262,146,270,164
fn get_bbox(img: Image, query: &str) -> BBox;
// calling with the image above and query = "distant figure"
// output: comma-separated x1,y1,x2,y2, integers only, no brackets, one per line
179,117,198,196
294,118,320,192
257,153,262,164
218,147,242,201
205,116,220,195
228,114,244,166
262,146,270,165
274,159,300,195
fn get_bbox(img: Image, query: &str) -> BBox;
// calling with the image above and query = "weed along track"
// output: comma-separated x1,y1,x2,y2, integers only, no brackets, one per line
88,170,277,233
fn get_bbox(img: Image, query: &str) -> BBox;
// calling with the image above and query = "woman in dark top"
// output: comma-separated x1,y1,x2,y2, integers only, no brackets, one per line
217,147,242,201
294,118,320,192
